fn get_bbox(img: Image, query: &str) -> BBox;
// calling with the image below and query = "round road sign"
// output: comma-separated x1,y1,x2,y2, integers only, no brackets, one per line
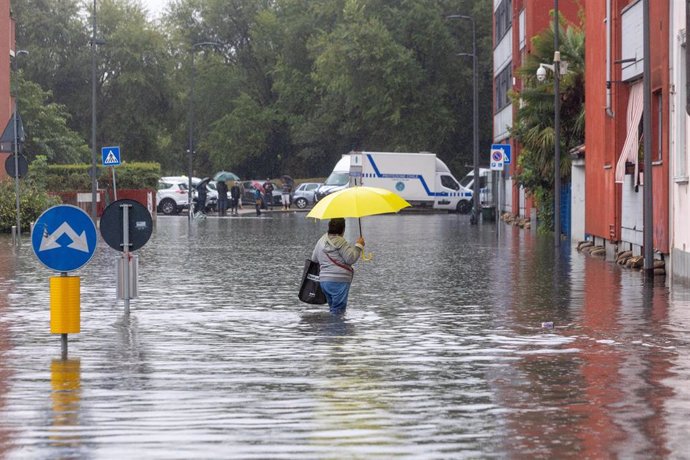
4,154,28,178
100,199,153,252
31,205,98,272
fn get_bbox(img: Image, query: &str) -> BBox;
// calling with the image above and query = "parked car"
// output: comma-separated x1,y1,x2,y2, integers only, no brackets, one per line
292,182,321,209
157,176,190,215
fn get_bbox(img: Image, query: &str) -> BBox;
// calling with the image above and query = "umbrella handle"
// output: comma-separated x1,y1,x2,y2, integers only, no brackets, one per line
357,217,374,260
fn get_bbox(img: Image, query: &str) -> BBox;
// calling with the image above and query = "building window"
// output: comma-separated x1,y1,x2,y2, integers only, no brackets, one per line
495,0,512,43
495,65,512,112
677,41,687,178
655,91,662,162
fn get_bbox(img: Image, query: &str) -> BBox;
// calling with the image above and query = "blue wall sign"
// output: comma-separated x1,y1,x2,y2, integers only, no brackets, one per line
491,143,511,164
31,205,98,272
101,146,121,166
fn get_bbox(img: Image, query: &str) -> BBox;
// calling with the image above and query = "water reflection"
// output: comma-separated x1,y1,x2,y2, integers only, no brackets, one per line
49,359,83,454
0,215,689,457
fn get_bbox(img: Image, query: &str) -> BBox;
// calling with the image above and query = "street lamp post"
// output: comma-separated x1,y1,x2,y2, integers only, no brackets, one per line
12,50,28,241
447,14,479,224
90,0,98,222
90,0,105,223
553,0,562,247
188,42,219,222
642,0,653,273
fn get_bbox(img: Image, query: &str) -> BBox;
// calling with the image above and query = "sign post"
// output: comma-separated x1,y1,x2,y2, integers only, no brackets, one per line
31,205,98,358
490,144,511,225
100,199,153,315
102,146,121,201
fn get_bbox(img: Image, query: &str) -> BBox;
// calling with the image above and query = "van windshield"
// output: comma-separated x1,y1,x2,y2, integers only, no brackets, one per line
324,172,349,186
459,174,473,188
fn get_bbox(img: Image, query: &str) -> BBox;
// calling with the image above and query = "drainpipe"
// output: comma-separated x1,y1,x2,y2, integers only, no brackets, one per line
606,0,614,117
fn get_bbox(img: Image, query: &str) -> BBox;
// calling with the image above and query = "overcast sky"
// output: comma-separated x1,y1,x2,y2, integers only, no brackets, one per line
140,0,170,18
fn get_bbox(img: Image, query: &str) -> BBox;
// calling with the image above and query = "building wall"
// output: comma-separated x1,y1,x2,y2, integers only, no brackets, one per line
585,0,670,258
571,157,586,241
0,0,14,180
649,0,670,254
585,0,620,242
670,0,690,282
501,0,580,219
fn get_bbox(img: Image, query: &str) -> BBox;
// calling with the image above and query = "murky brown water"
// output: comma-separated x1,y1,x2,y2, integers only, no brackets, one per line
0,213,689,459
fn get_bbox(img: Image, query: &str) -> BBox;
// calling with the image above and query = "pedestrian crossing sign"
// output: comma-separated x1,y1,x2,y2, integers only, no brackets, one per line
101,146,121,166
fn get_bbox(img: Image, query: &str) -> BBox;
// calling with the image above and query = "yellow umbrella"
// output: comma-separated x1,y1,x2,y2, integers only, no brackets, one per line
306,186,411,236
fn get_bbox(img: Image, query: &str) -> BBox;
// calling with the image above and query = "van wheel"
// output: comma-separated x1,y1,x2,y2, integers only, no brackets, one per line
456,200,472,214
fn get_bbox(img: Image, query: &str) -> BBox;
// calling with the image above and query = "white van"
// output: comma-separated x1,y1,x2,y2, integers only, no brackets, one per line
316,151,472,212
458,168,492,206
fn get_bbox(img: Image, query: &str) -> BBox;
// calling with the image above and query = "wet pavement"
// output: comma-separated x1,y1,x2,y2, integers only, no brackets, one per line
1,212,689,458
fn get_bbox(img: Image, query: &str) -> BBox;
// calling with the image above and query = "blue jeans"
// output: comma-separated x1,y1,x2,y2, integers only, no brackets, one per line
320,281,351,315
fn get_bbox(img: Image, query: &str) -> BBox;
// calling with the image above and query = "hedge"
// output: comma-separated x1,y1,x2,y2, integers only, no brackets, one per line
39,162,161,192
0,178,62,233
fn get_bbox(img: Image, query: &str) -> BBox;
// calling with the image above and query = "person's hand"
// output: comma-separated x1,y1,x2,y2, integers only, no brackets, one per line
356,236,365,246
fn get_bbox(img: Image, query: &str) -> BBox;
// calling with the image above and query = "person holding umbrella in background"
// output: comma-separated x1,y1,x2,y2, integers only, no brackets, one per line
262,178,274,209
229,181,240,216
311,218,365,315
216,180,228,216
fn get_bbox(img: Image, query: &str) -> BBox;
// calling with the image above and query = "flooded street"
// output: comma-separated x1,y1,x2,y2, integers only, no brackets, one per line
1,212,690,458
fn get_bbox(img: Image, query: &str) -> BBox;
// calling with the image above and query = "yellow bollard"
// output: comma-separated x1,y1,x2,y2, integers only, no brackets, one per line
50,276,80,334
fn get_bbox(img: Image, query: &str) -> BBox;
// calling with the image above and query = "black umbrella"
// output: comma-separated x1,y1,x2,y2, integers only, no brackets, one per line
281,175,294,185
197,177,212,189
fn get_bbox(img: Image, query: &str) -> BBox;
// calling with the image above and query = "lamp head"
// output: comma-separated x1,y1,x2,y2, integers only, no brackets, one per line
536,65,547,82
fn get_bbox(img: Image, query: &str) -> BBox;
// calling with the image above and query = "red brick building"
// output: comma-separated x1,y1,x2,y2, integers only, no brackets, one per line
494,0,580,220
584,0,669,257
0,0,15,180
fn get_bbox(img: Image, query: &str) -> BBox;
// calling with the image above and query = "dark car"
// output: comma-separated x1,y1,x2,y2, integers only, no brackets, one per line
241,180,282,207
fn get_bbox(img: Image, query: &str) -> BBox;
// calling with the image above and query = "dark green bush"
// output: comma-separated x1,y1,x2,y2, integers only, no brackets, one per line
0,178,62,233
37,161,161,192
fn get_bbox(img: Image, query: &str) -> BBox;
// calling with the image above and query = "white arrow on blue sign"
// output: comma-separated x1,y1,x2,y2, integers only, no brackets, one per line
31,205,98,272
101,146,121,166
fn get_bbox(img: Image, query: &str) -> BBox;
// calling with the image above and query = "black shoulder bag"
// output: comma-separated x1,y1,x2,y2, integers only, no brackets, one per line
298,259,327,304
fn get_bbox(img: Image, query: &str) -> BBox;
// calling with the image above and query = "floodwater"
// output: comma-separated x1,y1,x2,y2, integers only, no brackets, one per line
1,212,690,459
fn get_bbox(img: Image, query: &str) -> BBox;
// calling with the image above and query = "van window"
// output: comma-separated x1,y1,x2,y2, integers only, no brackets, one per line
324,172,349,186
459,174,473,188
441,175,460,190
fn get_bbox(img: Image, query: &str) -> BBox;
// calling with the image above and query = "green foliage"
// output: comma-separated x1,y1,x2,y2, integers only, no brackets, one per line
17,75,91,164
99,162,161,189
510,13,585,233
0,178,62,233
38,162,160,192
13,0,494,181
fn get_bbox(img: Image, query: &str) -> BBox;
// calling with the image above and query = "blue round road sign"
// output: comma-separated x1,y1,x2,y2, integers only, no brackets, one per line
31,205,98,272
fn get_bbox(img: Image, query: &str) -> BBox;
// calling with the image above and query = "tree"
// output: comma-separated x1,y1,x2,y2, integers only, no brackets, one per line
14,0,175,166
510,15,585,232
16,74,90,164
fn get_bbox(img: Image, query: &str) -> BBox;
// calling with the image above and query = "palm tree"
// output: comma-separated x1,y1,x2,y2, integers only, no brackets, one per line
510,14,584,232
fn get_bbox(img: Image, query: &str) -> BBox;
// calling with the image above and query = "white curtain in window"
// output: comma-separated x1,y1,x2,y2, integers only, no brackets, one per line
615,81,644,184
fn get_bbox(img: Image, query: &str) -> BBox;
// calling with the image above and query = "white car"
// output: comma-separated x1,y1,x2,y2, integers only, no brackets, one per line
157,176,191,215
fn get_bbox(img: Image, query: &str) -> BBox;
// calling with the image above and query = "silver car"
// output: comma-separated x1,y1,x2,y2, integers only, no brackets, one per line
292,182,322,209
